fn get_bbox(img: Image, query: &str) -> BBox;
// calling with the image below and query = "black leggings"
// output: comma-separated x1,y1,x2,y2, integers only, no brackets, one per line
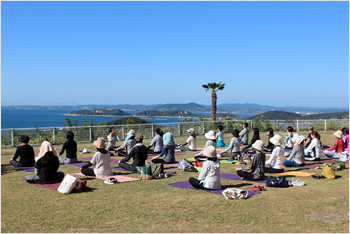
152,159,174,164
236,170,264,181
264,167,284,173
188,177,206,189
119,161,137,172
81,168,96,177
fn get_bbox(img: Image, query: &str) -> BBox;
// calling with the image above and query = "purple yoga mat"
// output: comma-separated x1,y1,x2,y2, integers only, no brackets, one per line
168,181,260,196
65,162,90,167
220,173,268,183
9,164,35,172
112,167,176,175
20,179,60,190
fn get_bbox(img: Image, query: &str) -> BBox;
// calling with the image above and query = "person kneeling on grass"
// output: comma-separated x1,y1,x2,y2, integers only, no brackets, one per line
80,137,113,178
119,134,149,172
219,129,241,161
264,135,285,173
236,140,265,181
283,134,305,167
188,146,221,190
10,135,35,168
25,150,64,184
151,132,176,164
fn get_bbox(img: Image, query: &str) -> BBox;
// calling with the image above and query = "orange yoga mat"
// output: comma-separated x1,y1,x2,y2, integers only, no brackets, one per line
266,171,316,177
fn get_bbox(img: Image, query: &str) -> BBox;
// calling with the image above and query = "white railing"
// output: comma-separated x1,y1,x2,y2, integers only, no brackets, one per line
1,119,348,147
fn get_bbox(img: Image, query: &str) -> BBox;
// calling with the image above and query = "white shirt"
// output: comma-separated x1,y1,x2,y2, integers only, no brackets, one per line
91,151,112,178
186,136,197,151
304,138,321,158
198,159,221,189
266,146,285,169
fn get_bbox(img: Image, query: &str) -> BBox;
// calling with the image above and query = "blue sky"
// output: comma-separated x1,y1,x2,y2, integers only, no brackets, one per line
2,1,349,108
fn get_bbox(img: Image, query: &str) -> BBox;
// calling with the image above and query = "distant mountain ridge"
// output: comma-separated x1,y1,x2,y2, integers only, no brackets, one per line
69,108,130,116
247,111,349,120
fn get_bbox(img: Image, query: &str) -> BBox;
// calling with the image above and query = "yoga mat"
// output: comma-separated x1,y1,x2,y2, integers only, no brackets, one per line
20,179,60,190
220,173,268,183
196,147,225,152
65,162,89,167
267,171,316,177
112,167,176,175
145,161,179,166
80,157,120,163
72,173,140,182
168,181,260,196
10,164,35,172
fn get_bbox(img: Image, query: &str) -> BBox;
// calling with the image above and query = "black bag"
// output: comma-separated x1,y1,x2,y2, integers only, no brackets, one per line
266,176,291,188
151,163,163,178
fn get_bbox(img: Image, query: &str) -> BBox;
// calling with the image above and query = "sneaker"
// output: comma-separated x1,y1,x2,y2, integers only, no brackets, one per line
291,179,305,186
104,177,118,184
249,186,260,191
164,173,169,178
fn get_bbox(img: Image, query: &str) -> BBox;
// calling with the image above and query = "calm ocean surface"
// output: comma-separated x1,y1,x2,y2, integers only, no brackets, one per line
1,108,254,129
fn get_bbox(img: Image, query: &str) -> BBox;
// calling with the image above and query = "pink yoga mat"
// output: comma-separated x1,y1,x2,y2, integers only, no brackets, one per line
21,179,60,190
72,173,140,182
196,147,225,151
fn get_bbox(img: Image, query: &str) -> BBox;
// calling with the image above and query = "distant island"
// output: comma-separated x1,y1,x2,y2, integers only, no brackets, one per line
67,108,131,116
248,111,349,120
98,117,152,125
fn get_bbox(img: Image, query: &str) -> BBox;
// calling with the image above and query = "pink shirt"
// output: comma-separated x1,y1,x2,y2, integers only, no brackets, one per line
343,135,349,152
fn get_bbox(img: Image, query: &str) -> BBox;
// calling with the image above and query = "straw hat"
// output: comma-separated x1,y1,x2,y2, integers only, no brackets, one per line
135,134,144,143
127,130,135,135
252,140,264,152
205,130,216,140
201,145,217,158
94,137,106,149
292,134,305,145
269,134,282,146
187,128,195,134
334,130,343,139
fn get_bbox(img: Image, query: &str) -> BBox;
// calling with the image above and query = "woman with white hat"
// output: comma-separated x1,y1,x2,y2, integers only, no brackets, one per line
188,146,221,190
80,137,113,177
283,134,305,167
236,140,266,181
324,130,345,159
194,130,217,160
178,128,197,151
264,134,285,173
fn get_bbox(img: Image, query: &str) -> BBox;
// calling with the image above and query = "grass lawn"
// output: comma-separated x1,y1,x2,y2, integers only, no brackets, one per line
1,131,349,233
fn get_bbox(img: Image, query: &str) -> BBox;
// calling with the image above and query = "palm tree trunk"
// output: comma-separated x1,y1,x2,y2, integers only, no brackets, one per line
211,90,217,122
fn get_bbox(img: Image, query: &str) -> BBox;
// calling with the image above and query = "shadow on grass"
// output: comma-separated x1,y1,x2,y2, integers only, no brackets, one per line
71,187,97,193
1,164,20,175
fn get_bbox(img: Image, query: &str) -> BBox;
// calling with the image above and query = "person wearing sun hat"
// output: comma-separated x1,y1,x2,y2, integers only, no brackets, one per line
264,134,285,173
80,137,113,177
188,146,221,190
178,128,197,151
236,140,266,181
220,129,241,161
194,130,217,159
283,134,305,167
324,130,345,159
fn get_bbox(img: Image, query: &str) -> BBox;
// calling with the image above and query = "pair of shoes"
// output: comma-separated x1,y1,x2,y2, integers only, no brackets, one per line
249,186,265,191
227,159,234,162
312,175,324,179
291,179,305,186
104,177,118,184
158,173,165,179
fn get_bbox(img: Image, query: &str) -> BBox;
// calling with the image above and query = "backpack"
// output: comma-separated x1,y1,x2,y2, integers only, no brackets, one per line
266,176,291,188
150,163,163,178
332,161,346,170
136,165,153,180
178,159,197,172
72,179,87,193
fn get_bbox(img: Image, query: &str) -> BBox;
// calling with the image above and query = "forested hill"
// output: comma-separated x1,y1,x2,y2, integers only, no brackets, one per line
70,108,130,116
247,111,349,120
136,110,201,117
156,102,210,112
98,117,152,125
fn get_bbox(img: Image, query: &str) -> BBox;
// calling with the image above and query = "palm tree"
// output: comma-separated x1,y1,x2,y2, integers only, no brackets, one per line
202,82,225,122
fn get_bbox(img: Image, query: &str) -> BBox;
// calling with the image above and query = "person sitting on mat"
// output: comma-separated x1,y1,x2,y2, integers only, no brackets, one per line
304,131,321,161
264,135,285,173
178,128,197,151
188,146,221,190
216,125,226,147
151,132,176,164
148,128,164,154
80,137,113,178
283,126,294,150
116,132,137,157
236,140,265,181
10,135,35,168
195,130,217,160
58,131,78,164
239,122,249,145
283,134,305,167
26,142,64,184
123,129,135,143
107,127,120,156
304,126,314,148
241,128,260,156
263,128,275,153
324,130,344,159
219,129,241,161
36,141,58,161
119,134,149,172
341,128,349,162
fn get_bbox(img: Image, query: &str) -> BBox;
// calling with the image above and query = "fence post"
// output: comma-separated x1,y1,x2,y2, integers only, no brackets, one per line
202,122,205,134
152,123,154,138
89,126,92,142
250,120,253,131
122,125,125,140
276,120,279,131
178,123,181,136
296,120,299,132
325,120,327,131
11,129,14,147
53,127,56,144
225,120,228,132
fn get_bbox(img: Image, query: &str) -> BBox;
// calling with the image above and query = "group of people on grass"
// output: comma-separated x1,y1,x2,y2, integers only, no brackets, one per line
10,124,349,190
